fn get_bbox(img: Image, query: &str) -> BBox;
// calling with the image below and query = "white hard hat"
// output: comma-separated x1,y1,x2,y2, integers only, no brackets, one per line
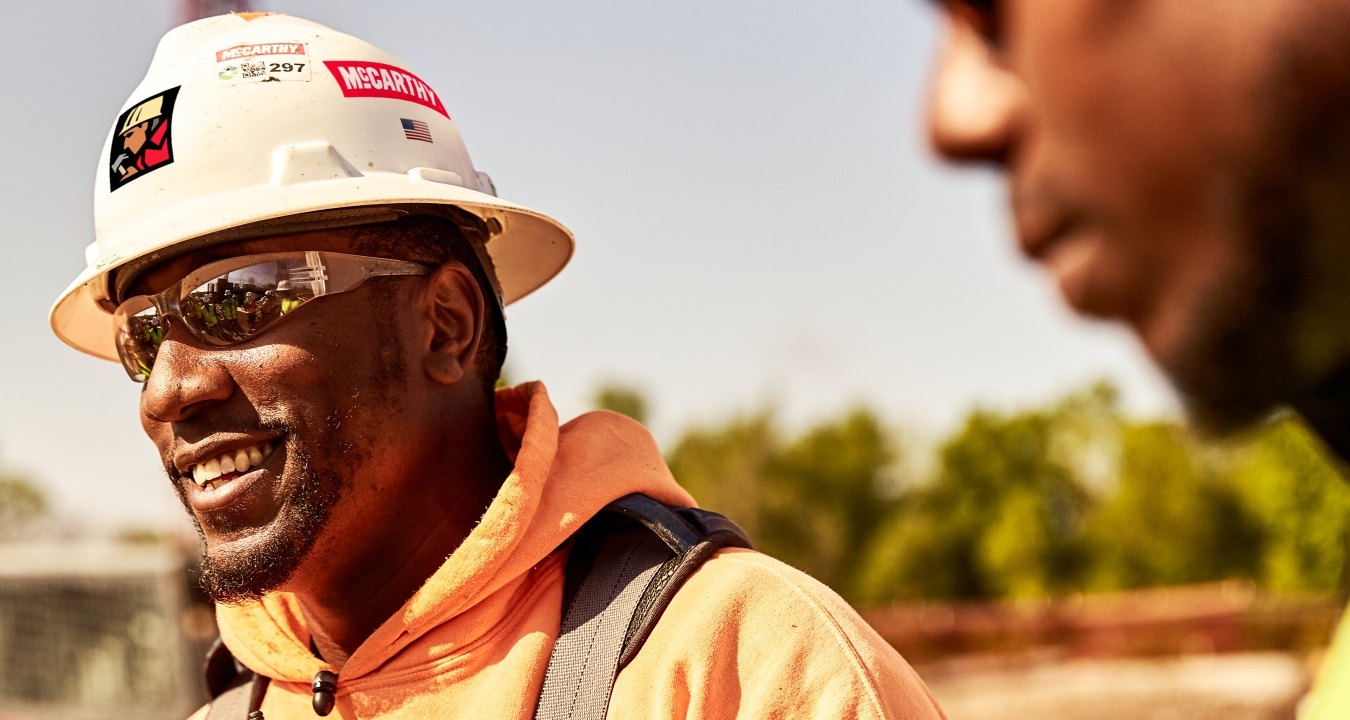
51,12,574,362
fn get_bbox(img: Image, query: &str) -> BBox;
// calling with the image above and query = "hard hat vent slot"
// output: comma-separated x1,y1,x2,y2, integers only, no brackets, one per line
271,143,362,186
409,167,465,188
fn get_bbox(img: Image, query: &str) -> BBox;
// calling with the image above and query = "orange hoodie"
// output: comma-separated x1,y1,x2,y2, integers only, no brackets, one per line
195,382,946,719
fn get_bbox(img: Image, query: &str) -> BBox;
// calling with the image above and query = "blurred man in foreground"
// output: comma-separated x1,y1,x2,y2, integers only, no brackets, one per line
924,2,1350,716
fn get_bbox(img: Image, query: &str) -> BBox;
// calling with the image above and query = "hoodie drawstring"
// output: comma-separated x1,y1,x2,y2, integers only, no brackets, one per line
312,670,339,716
247,673,270,720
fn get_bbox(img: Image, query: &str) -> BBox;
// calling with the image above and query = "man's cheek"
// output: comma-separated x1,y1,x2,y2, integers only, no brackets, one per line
140,417,175,461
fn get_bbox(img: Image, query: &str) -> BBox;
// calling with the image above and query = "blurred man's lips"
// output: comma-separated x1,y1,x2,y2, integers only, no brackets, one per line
1016,206,1115,317
1042,235,1103,314
1015,201,1077,262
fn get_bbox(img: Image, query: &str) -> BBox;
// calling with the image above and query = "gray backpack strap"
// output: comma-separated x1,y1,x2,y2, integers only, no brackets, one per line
202,638,270,720
534,493,752,720
204,685,249,720
534,526,672,720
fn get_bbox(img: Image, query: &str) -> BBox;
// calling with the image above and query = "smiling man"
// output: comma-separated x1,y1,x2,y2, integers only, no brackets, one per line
50,13,945,720
924,1,1350,716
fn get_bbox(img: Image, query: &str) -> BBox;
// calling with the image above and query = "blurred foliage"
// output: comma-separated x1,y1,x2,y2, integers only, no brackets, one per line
859,386,1105,602
593,384,649,424
668,409,900,595
0,469,49,541
1235,414,1350,594
1083,422,1262,591
597,380,1350,605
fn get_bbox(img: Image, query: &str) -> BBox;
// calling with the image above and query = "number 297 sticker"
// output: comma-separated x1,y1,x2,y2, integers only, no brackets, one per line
215,43,311,84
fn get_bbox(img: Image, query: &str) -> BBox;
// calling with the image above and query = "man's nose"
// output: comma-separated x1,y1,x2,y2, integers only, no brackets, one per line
140,329,234,424
925,16,1023,164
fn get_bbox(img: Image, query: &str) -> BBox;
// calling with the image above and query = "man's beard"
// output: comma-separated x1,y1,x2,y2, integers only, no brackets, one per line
178,441,343,605
1166,14,1350,437
1165,174,1302,436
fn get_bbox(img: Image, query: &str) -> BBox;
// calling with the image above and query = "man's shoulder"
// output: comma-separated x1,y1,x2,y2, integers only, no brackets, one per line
681,547,859,615
617,546,946,719
672,547,896,655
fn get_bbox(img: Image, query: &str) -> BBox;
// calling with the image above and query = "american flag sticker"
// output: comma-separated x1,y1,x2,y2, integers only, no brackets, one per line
401,118,433,143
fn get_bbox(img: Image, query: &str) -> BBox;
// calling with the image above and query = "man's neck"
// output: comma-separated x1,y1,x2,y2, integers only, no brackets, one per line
294,406,515,666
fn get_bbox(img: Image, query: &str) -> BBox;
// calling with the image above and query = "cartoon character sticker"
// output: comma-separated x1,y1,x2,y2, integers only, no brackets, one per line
109,86,179,190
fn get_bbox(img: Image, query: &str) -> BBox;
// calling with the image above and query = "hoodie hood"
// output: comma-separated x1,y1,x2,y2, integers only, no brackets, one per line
215,381,694,687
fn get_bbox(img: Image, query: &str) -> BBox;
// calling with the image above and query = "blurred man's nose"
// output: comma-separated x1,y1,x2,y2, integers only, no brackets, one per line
926,16,1023,164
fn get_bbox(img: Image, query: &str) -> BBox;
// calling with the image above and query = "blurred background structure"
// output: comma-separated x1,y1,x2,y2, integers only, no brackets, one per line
0,542,212,720
0,1,1342,718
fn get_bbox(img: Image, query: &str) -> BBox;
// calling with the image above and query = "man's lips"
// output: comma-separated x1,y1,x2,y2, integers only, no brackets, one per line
180,438,284,516
1012,196,1117,315
1015,200,1079,262
183,439,279,488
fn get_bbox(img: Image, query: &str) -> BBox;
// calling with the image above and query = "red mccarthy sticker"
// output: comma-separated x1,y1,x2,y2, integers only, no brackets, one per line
323,60,449,118
109,86,179,191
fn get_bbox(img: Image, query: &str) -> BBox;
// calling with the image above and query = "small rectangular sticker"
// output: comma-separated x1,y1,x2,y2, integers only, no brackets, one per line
401,118,433,143
215,42,311,84
324,60,449,118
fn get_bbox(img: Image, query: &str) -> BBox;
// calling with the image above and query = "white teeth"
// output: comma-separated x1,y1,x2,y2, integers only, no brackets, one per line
187,440,276,488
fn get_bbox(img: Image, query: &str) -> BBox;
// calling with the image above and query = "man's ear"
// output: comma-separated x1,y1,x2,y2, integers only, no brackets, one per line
418,263,484,386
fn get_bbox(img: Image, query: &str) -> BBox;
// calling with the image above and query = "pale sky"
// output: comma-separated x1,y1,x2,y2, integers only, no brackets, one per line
1,1,1175,534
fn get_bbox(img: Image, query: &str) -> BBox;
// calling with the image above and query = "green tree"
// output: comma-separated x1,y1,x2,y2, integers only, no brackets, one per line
1234,415,1350,595
857,410,1075,600
1083,422,1262,590
666,413,778,543
667,407,901,600
592,384,649,424
858,387,1115,602
665,380,1350,606
0,471,48,541
772,409,901,597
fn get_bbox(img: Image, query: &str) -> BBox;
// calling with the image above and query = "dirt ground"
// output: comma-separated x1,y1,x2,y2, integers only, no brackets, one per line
920,652,1310,720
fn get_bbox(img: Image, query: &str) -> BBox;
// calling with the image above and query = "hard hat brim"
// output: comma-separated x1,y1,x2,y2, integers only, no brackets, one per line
51,172,574,362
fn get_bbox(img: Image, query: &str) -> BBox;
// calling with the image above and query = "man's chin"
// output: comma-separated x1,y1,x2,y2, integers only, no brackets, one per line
178,447,343,604
197,527,311,605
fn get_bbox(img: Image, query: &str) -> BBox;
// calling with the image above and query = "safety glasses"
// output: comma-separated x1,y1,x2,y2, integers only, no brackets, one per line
114,250,432,382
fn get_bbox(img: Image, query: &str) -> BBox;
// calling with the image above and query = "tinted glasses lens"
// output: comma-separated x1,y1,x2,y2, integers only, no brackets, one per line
114,256,323,382
116,302,165,382
178,257,321,346
112,252,428,383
